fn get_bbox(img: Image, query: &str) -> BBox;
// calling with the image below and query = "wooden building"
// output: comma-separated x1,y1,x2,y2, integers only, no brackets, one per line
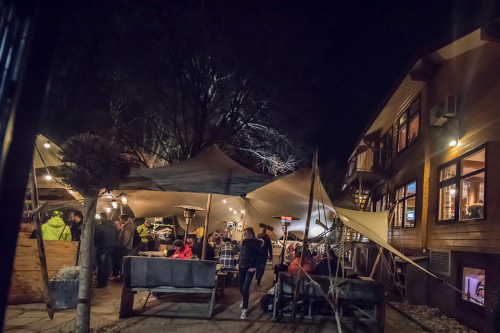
341,20,500,332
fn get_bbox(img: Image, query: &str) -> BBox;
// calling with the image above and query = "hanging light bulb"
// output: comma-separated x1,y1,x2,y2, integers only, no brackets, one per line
111,199,118,209
223,199,227,203
229,207,233,211
44,142,50,148
449,140,457,147
45,174,52,180
118,191,128,205
233,211,237,214
450,189,456,195
240,210,244,213
106,207,111,213
68,189,74,194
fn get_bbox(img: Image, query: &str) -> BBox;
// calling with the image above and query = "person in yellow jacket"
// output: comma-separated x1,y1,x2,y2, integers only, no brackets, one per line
42,211,72,241
136,220,151,243
196,227,204,241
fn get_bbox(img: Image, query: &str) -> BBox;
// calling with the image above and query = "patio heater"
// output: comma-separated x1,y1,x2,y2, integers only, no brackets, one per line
174,205,204,237
272,216,300,265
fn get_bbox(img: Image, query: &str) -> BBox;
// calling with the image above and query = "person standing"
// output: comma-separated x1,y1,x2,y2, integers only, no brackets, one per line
94,213,118,288
256,229,273,287
69,211,83,241
237,227,263,319
136,219,151,244
42,211,72,241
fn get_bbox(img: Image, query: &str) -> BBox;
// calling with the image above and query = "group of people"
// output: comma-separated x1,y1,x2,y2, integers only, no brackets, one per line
288,247,343,278
36,211,280,320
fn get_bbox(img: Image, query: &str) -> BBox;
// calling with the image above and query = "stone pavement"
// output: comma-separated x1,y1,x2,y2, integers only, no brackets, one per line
3,269,426,333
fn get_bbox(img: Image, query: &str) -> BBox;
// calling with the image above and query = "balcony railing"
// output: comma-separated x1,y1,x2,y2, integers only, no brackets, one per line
346,146,390,182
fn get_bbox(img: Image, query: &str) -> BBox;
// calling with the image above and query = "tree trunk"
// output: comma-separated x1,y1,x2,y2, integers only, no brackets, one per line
75,195,98,333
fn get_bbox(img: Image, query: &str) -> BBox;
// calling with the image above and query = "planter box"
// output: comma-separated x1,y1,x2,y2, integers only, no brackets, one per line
49,280,79,310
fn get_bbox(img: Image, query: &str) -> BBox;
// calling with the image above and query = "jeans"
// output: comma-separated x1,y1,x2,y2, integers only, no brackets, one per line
97,248,113,286
255,257,267,284
238,267,255,309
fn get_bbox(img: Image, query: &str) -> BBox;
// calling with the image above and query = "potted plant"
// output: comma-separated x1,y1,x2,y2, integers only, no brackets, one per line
50,266,80,310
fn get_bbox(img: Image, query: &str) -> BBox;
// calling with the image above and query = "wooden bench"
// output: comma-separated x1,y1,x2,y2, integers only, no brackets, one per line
119,256,218,318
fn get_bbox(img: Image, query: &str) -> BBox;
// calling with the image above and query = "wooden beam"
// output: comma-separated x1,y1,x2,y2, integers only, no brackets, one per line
292,150,318,322
369,246,384,279
202,193,212,260
29,166,53,319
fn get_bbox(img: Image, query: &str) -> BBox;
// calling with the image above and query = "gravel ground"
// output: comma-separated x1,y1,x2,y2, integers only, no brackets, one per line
391,302,477,333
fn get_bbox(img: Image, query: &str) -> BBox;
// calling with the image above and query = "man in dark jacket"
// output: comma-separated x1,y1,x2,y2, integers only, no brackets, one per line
237,227,263,319
316,248,343,277
192,236,216,260
256,229,273,287
94,213,118,288
69,211,83,241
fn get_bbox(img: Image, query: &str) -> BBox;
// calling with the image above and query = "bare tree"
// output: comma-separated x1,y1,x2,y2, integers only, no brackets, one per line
60,133,130,333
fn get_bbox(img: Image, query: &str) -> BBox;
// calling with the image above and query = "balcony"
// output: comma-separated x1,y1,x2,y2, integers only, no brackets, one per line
345,147,388,187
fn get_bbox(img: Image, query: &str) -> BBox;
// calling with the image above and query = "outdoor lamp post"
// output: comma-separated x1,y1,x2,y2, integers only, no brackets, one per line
174,205,205,237
272,216,300,265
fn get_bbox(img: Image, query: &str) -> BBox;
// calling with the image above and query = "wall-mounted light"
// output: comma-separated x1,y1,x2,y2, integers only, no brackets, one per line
69,190,74,194
45,174,52,180
95,214,100,219
44,142,50,148
449,140,457,147
104,191,113,199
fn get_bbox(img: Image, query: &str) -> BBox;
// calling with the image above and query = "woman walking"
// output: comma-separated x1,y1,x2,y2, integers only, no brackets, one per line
237,227,263,319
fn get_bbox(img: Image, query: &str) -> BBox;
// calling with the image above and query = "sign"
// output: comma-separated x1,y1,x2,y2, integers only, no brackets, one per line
281,216,292,223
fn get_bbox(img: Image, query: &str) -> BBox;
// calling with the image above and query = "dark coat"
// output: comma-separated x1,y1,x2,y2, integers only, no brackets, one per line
239,237,264,269
192,242,216,260
316,255,342,277
70,222,82,241
95,220,118,250
257,232,273,258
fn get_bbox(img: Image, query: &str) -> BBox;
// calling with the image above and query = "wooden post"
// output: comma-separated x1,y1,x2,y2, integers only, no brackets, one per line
29,166,54,319
292,150,318,322
75,196,98,333
202,194,212,260
369,246,384,279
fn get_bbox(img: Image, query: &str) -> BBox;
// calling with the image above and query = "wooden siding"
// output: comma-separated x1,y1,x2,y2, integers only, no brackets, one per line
427,41,500,254
9,237,79,304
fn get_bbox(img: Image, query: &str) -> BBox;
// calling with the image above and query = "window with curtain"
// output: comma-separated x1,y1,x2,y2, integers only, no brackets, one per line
438,146,486,222
396,97,420,153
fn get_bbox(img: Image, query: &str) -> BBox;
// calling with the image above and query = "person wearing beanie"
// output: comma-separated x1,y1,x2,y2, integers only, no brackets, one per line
42,211,72,241
172,239,192,259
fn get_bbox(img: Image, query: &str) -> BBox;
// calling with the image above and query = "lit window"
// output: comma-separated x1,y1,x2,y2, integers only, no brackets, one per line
437,147,486,222
394,181,417,228
396,97,420,153
462,267,485,306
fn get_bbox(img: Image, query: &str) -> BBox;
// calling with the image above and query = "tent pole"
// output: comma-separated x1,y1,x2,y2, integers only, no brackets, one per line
292,150,318,322
202,194,212,260
29,164,54,319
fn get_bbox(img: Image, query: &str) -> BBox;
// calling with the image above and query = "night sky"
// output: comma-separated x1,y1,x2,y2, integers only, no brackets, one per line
42,0,499,168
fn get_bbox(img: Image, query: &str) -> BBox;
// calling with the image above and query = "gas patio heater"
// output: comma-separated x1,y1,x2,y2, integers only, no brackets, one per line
175,205,205,237
272,215,300,265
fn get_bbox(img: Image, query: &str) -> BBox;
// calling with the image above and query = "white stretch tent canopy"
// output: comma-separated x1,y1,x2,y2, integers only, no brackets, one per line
334,207,437,279
121,145,438,279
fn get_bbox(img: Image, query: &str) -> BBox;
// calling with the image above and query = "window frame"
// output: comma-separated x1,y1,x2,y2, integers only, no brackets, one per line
456,261,487,313
437,144,487,224
393,179,418,229
396,96,421,155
